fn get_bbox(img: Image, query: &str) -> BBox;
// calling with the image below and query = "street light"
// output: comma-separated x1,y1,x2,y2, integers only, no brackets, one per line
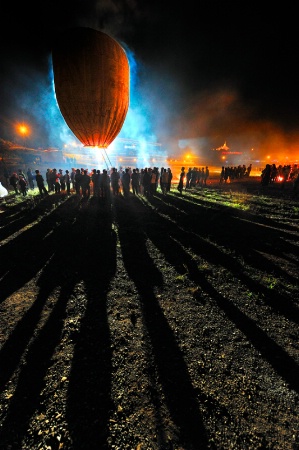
16,123,30,147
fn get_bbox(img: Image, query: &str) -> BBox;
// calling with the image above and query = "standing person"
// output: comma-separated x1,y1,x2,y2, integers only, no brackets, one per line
9,172,19,194
101,169,111,199
111,167,120,195
49,169,57,192
199,167,205,186
161,168,169,196
261,164,271,186
270,164,278,183
177,167,185,194
159,167,164,191
136,168,142,195
121,168,131,197
131,168,140,195
59,169,66,191
142,168,151,197
280,164,291,190
204,166,210,185
18,169,27,183
74,169,82,195
95,170,102,196
81,169,91,198
166,168,172,192
35,170,49,196
91,169,97,196
246,163,252,177
185,168,192,190
27,168,35,189
70,168,76,191
54,173,61,193
150,168,158,195
46,168,52,191
65,170,71,195
18,175,28,196
139,168,144,195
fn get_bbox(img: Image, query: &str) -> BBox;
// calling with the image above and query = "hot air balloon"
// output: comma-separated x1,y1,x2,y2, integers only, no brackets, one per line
52,27,130,148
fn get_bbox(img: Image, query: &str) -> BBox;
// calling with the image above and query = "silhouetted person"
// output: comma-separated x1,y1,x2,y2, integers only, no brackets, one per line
18,175,28,196
261,164,271,186
65,170,71,195
27,168,35,189
74,169,82,195
186,168,192,189
35,170,48,196
9,173,19,194
204,166,209,185
101,169,110,199
121,168,131,197
111,167,120,195
18,169,27,183
161,168,169,195
142,168,151,197
177,167,185,194
59,169,65,191
81,169,91,198
131,168,140,195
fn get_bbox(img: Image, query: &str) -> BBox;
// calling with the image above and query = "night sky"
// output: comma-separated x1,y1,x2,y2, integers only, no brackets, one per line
1,1,299,162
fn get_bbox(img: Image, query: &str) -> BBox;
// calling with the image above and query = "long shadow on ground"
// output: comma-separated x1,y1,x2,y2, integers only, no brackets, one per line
113,195,208,450
0,197,116,450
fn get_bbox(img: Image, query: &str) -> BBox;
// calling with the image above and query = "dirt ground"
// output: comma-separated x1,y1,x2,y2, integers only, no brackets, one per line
0,176,299,450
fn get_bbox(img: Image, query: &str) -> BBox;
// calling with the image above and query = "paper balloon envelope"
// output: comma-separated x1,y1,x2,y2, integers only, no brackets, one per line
52,27,130,148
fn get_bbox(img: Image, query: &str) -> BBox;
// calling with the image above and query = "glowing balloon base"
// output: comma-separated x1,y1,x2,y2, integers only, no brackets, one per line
52,27,130,148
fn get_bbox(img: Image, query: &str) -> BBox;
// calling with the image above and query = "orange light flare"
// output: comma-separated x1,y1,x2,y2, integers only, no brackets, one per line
183,153,197,164
16,123,30,138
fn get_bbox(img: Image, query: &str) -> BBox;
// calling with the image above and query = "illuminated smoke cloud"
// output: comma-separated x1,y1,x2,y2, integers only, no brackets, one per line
3,0,299,167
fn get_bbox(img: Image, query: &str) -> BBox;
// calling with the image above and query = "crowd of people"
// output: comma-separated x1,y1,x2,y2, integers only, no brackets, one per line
4,162,298,199
5,166,210,197
7,168,49,197
8,169,30,196
219,164,252,183
217,163,299,195
179,166,210,191
5,166,174,199
4,165,214,199
260,163,299,187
